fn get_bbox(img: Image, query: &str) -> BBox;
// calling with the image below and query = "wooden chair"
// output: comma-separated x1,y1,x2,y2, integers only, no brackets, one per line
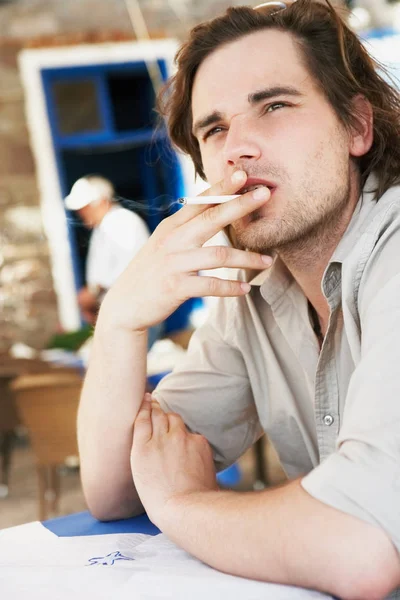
11,371,83,520
0,356,81,497
0,375,20,496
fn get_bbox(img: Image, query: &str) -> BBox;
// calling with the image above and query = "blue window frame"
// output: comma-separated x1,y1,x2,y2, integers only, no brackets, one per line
41,60,184,283
41,59,195,333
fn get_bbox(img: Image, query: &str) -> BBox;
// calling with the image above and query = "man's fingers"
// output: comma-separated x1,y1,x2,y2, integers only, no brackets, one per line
163,170,248,228
167,412,188,434
179,274,253,298
151,403,169,436
178,186,271,248
176,246,273,273
200,169,247,197
133,396,153,444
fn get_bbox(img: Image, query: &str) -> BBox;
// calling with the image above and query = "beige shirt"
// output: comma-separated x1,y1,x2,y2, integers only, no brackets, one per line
154,175,400,590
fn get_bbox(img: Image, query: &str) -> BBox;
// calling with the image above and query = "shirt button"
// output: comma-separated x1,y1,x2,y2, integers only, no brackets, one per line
323,415,334,426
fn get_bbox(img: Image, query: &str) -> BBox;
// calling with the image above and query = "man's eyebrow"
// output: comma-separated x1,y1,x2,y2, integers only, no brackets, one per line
192,111,223,139
192,86,303,138
248,85,303,104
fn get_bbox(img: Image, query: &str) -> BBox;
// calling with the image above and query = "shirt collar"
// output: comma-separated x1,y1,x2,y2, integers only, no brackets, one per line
247,255,294,306
329,173,379,265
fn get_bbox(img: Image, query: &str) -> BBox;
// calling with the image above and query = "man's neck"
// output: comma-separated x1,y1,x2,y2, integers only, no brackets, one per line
279,179,361,335
95,202,114,227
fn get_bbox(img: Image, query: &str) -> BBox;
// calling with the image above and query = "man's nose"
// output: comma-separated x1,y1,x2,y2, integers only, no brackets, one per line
222,118,262,166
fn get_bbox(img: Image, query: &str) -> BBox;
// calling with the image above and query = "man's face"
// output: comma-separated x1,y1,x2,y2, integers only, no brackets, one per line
191,29,358,254
78,204,97,229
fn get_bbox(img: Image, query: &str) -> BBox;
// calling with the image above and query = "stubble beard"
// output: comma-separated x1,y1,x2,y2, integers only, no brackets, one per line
232,170,351,267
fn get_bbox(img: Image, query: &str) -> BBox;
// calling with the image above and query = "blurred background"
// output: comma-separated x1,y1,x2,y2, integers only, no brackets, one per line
1,0,400,529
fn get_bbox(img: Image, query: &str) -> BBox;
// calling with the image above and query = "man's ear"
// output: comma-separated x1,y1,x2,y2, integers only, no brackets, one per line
349,94,374,158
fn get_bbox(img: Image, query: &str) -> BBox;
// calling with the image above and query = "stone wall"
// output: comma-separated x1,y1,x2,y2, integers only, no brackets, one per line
0,0,346,352
0,38,59,351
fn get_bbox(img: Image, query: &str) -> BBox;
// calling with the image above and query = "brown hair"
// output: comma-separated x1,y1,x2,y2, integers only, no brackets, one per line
158,0,400,200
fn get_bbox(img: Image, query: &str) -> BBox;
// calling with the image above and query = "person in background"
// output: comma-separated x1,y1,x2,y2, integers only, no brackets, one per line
65,175,150,325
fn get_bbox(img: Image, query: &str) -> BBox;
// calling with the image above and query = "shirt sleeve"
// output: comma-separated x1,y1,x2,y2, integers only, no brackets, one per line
152,297,263,471
302,272,400,554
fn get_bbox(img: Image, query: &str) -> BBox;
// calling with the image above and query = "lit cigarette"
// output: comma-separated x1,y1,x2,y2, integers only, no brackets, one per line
179,195,240,205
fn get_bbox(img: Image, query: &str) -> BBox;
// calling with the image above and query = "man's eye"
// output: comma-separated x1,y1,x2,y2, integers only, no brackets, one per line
265,102,287,113
203,126,224,141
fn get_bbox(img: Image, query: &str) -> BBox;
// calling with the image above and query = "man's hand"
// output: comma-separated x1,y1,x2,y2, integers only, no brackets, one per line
100,170,272,333
77,286,99,325
130,394,218,524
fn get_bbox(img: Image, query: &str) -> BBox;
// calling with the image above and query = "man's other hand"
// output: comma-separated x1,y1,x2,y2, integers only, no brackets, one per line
130,394,218,525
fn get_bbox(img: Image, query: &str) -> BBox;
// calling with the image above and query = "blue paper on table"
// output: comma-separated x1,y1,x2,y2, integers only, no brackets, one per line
43,511,160,537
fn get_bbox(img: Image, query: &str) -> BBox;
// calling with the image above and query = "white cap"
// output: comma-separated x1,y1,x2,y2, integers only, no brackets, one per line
64,176,114,210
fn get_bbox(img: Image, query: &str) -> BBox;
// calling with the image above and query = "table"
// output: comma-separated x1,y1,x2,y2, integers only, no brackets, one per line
43,510,160,537
1,511,336,599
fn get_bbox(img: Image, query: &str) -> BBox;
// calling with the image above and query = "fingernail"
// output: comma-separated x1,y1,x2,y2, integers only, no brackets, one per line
252,187,269,200
232,170,246,184
261,255,273,266
241,282,251,293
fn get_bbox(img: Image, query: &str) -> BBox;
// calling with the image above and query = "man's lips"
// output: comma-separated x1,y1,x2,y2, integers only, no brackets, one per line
237,178,276,195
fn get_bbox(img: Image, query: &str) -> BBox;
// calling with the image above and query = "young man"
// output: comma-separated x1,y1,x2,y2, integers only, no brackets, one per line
78,2,400,598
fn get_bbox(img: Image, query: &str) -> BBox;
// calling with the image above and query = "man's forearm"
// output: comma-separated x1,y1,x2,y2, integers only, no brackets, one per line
157,480,400,600
78,300,148,520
